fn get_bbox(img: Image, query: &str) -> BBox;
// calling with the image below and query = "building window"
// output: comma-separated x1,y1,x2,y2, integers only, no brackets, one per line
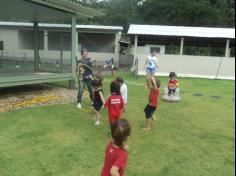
165,44,180,55
18,30,44,50
150,47,161,53
48,32,71,51
230,47,235,57
78,33,115,53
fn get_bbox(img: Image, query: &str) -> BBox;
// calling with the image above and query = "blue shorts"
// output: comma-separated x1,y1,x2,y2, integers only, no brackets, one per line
146,67,156,75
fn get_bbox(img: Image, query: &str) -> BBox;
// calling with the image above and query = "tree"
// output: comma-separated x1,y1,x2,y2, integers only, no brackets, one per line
67,0,235,28
215,0,235,27
139,0,222,26
98,0,141,30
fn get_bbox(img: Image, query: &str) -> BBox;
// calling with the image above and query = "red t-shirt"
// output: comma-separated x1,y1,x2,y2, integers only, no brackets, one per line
149,88,160,107
168,79,178,89
101,141,128,176
105,94,125,123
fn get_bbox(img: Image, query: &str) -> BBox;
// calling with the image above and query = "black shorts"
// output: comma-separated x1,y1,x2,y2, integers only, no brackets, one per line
168,88,176,95
144,104,156,119
92,102,103,111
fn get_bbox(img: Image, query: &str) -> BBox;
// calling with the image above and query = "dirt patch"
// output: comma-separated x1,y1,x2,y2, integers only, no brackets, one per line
0,85,82,113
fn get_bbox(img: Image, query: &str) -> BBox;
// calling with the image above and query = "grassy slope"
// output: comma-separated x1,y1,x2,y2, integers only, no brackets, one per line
0,72,235,176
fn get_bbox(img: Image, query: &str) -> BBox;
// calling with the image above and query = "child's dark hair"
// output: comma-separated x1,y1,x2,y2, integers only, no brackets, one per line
110,80,121,95
116,77,124,84
150,48,157,53
94,74,103,85
111,119,131,148
169,72,177,78
91,75,103,88
156,79,161,88
91,79,102,88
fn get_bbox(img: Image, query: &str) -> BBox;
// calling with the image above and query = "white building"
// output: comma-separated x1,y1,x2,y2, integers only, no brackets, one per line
128,24,235,80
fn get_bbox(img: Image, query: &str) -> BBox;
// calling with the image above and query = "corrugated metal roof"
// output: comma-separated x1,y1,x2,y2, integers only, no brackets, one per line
0,22,123,31
77,25,123,31
128,25,235,39
0,0,102,22
28,0,103,19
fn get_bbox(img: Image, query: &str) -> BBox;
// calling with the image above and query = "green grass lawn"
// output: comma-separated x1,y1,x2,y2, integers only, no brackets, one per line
0,72,235,176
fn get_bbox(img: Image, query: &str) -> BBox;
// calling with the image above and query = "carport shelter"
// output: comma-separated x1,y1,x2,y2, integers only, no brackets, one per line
0,0,102,88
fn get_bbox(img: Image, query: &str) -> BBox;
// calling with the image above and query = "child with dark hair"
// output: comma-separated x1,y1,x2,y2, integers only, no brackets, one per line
143,77,161,131
101,119,131,176
168,72,179,96
116,77,128,104
91,76,105,125
105,81,125,129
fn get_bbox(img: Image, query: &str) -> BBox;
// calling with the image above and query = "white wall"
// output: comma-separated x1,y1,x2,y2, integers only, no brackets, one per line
0,29,18,51
137,54,235,79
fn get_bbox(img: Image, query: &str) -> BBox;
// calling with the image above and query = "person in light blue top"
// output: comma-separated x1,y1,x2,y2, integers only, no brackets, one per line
144,49,159,88
145,49,158,76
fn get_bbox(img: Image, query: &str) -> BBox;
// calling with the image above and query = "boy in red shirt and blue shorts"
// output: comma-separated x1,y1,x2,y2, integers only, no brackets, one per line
143,76,161,131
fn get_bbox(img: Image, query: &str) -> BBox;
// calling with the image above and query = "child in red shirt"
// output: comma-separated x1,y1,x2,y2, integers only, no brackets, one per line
168,72,179,96
105,81,125,127
143,76,161,131
101,119,131,176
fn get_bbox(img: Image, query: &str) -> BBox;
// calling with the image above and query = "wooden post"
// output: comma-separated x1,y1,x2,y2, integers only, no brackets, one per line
60,34,63,73
33,21,40,71
133,35,138,69
44,30,48,51
69,14,78,89
115,31,121,66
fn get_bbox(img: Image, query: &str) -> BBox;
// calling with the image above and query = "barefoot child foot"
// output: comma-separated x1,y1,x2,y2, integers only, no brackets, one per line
143,127,151,131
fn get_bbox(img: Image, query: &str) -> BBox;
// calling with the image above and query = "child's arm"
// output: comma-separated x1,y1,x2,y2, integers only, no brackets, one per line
148,76,157,90
147,76,152,89
120,96,126,113
155,63,159,69
122,104,126,113
144,57,148,69
154,57,158,69
110,166,120,176
150,76,157,90
104,96,110,109
99,91,105,105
